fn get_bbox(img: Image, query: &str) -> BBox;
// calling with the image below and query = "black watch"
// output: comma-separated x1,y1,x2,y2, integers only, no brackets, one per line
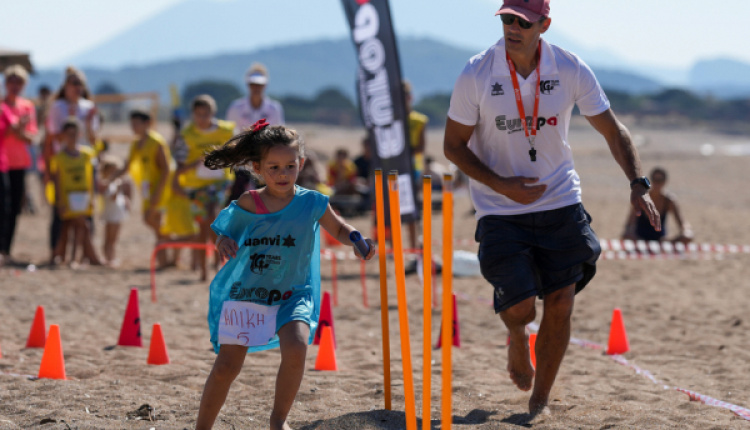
630,176,651,190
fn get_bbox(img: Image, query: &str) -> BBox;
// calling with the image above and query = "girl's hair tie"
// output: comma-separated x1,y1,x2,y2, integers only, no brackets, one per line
252,118,270,133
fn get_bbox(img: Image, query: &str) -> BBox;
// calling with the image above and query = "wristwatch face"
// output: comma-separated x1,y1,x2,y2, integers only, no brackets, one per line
631,177,651,190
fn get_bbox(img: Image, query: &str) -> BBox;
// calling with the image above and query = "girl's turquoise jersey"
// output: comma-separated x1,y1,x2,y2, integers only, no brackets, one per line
208,186,329,353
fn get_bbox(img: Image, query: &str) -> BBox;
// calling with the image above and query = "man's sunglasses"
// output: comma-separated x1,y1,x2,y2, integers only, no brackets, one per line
500,14,536,29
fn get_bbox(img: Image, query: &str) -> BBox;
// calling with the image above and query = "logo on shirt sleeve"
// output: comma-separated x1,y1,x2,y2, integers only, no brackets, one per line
491,82,505,96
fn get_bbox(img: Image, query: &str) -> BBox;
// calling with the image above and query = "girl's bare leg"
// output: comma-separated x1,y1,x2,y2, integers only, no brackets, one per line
271,321,310,430
195,345,247,430
103,222,120,263
78,217,102,265
52,220,69,264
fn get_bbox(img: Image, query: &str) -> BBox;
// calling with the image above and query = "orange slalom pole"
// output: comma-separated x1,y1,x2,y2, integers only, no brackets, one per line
441,174,454,430
374,169,392,410
387,172,417,430
422,176,433,429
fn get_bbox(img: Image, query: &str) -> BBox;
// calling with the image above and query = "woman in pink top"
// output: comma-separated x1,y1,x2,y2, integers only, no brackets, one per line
0,65,37,265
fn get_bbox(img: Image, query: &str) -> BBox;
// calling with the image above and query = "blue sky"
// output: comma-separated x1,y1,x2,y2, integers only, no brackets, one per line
2,0,748,69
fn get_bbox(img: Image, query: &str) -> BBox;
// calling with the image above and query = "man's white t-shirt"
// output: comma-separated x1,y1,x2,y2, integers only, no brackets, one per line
448,37,610,218
225,96,284,132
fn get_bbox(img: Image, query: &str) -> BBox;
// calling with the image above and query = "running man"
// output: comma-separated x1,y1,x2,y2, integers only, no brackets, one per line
443,0,660,415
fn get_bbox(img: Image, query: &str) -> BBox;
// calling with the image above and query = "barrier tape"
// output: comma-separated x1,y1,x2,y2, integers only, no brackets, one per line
527,323,750,421
321,239,749,262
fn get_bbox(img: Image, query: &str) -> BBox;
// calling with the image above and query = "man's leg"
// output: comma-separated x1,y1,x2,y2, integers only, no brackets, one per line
529,283,575,414
499,296,536,391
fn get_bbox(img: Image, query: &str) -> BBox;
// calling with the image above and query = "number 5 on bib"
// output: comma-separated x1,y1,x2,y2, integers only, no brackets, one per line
218,301,279,347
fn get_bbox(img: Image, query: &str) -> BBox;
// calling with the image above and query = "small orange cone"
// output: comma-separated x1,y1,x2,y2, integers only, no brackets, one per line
147,323,170,365
607,308,630,355
38,324,66,380
118,288,142,347
26,305,47,348
0,339,3,359
529,333,537,368
313,291,336,348
314,326,338,371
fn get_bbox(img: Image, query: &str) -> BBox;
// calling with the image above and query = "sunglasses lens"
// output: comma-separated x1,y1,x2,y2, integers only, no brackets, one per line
501,14,532,29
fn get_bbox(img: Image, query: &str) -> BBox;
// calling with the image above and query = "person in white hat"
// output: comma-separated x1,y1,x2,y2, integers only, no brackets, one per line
226,63,284,131
444,0,660,415
225,63,285,202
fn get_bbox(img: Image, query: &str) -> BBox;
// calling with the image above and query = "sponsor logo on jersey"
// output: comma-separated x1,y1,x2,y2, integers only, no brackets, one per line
540,79,560,95
243,234,296,248
495,115,559,134
228,281,294,304
491,82,505,96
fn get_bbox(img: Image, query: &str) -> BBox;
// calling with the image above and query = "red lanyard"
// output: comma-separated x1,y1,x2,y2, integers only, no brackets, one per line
506,41,541,162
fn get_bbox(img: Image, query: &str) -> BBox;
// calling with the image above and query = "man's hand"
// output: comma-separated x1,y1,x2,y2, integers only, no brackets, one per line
631,185,661,231
495,176,547,205
144,208,160,230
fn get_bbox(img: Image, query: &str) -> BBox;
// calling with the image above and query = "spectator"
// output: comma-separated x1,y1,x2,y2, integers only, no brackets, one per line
50,118,101,266
404,80,428,179
327,148,357,195
173,95,235,280
0,65,37,265
622,167,693,244
225,63,285,202
44,66,100,260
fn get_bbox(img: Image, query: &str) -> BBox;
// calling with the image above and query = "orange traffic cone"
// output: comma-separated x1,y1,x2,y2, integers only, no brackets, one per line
529,333,537,368
606,308,630,355
26,305,47,348
314,326,338,371
118,288,142,347
313,291,336,348
38,324,66,380
147,323,170,365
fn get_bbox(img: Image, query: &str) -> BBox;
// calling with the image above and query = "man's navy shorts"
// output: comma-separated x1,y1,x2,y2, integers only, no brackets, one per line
475,203,601,313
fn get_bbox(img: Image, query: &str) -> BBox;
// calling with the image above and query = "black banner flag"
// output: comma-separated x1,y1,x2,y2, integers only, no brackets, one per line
340,0,416,220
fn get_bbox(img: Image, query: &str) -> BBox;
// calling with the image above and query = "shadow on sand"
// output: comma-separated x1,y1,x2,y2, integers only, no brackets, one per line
297,408,497,430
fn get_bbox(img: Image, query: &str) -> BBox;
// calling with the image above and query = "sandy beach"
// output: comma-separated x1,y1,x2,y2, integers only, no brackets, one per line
1,118,749,429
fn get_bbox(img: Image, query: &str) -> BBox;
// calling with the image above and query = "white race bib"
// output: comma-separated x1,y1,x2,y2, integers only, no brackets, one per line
218,301,279,347
67,192,90,212
141,180,150,199
196,164,226,180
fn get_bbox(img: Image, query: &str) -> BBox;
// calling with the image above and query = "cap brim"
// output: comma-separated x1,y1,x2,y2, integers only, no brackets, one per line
495,6,542,22
246,76,268,85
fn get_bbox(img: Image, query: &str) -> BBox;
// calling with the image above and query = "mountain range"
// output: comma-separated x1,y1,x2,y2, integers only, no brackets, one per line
24,0,750,103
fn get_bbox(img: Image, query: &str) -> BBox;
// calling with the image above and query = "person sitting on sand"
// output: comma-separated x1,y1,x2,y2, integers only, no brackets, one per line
622,167,693,244
194,120,375,430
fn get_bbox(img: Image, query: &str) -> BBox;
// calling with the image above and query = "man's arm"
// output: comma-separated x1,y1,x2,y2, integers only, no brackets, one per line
443,117,546,205
586,108,660,231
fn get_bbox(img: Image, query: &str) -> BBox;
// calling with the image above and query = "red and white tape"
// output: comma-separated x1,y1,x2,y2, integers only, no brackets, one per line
527,322,750,421
322,239,749,262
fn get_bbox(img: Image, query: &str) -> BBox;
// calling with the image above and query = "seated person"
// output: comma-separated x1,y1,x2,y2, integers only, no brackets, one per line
327,148,357,195
622,167,693,244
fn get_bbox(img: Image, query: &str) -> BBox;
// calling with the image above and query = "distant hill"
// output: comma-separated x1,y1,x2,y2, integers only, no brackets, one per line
27,37,664,108
689,58,750,99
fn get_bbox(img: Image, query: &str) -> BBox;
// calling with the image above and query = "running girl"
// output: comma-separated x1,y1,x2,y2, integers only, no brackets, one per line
194,120,375,430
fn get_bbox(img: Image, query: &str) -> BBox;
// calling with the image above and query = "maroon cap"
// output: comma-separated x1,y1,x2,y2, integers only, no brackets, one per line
495,0,550,22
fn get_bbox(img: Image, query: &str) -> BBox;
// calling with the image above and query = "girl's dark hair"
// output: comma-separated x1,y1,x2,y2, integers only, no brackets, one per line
61,117,81,132
204,125,304,172
130,109,152,122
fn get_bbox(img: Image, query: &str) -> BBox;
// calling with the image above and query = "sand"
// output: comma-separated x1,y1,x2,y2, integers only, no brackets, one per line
1,118,749,429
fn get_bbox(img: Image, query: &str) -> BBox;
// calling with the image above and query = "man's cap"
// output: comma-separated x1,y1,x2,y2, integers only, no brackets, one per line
245,63,269,85
495,0,550,22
